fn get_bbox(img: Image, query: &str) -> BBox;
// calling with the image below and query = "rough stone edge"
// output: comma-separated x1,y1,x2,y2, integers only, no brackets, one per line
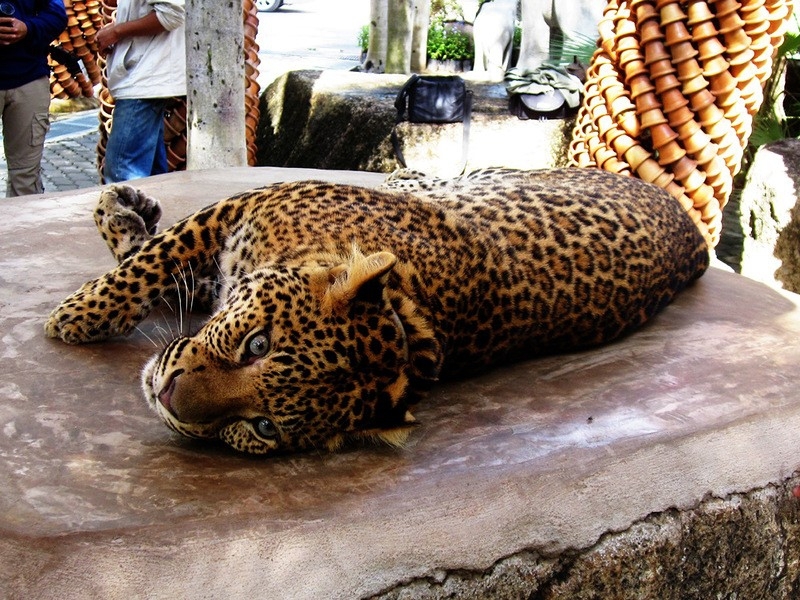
739,139,800,292
369,473,800,600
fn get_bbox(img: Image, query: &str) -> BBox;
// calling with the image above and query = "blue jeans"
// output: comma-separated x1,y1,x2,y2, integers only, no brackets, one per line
104,98,168,183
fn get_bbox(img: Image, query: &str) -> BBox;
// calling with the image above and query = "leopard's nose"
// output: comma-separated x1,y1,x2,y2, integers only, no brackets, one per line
157,370,183,416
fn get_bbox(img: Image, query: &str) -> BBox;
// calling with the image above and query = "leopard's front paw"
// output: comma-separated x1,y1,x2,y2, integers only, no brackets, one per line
95,185,163,262
44,304,90,344
44,280,139,344
100,184,162,235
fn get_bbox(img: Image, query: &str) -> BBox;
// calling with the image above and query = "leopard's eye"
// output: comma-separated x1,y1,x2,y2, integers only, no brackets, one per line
244,330,270,359
253,418,279,441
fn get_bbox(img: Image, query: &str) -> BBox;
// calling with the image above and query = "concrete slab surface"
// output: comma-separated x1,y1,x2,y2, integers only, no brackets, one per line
1,167,799,598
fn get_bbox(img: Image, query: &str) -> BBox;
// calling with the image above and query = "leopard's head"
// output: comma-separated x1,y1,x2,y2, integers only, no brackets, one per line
142,249,441,455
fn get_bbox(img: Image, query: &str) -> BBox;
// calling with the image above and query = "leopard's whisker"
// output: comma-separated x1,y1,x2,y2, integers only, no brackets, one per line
160,294,174,314
184,263,197,336
134,325,160,348
153,301,176,342
164,274,188,338
187,262,196,315
212,256,230,288
152,324,172,347
170,271,185,337
177,267,190,335
302,432,325,457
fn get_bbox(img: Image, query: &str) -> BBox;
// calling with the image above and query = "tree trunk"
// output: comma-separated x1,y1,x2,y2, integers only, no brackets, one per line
364,0,388,72
185,0,247,169
386,0,414,74
410,0,430,73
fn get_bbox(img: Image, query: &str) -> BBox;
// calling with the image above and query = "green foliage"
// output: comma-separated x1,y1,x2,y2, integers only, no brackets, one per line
749,112,788,148
741,16,800,178
427,22,474,61
550,30,598,67
357,24,369,52
756,26,800,143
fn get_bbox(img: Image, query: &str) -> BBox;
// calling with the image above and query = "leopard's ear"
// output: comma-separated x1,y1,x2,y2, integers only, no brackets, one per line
323,250,397,310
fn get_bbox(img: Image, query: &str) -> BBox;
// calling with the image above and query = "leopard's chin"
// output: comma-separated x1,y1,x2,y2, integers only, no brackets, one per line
140,354,160,411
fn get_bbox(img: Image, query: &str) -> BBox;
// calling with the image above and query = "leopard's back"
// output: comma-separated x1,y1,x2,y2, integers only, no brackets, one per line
379,167,708,370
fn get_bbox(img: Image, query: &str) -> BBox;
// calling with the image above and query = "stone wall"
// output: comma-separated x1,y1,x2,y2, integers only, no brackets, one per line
255,70,573,177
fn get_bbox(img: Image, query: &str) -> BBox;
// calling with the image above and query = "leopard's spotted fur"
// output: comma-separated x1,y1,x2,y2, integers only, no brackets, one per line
45,168,709,455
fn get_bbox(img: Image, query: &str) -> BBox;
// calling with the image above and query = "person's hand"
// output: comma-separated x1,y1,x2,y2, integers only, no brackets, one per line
95,23,118,56
0,17,27,46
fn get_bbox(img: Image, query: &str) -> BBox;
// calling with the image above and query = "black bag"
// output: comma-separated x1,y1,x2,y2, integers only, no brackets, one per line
391,75,473,170
396,74,470,123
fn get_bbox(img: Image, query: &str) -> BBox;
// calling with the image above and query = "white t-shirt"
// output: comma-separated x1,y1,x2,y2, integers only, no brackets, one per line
106,0,187,99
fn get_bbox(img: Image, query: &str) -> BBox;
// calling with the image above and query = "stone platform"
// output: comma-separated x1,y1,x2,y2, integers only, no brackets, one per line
1,168,799,598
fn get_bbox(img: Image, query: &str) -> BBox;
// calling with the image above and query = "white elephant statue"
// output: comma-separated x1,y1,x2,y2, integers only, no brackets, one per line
471,0,519,81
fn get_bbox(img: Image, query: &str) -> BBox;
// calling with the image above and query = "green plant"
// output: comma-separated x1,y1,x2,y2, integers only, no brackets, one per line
357,24,369,53
740,16,800,178
549,30,598,67
427,23,474,61
751,25,800,146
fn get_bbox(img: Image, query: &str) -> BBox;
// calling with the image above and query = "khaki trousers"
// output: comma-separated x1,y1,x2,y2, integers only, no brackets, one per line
1,77,51,197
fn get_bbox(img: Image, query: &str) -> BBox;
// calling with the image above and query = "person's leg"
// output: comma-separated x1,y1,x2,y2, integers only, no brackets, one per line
104,98,168,183
2,77,51,197
150,105,168,176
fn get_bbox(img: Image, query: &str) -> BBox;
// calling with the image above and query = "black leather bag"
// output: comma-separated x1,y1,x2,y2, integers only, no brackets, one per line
392,75,473,169
396,74,470,123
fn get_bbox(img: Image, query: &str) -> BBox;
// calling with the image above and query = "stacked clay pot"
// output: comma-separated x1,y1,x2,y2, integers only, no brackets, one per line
244,0,261,165
569,0,794,246
49,0,104,99
96,0,262,179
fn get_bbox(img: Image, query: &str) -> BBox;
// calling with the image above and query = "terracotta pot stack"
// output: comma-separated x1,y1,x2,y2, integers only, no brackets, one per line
96,0,262,180
569,0,794,246
49,0,104,99
244,0,262,165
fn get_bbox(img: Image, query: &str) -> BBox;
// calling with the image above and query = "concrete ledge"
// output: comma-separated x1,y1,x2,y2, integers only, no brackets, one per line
1,167,799,598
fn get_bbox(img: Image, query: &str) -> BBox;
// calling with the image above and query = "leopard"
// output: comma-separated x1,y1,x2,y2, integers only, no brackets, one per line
45,167,710,456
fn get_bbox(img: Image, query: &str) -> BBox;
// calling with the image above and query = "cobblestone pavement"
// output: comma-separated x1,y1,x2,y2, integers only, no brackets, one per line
40,129,102,193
